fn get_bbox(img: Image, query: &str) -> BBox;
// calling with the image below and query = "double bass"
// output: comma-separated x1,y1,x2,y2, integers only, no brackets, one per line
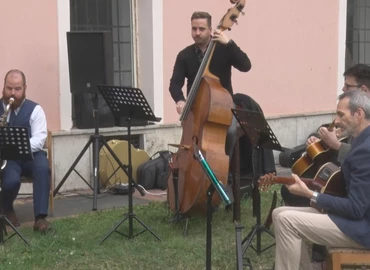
167,1,246,217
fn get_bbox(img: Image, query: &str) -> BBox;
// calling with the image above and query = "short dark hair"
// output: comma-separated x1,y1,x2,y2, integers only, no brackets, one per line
4,69,26,86
343,64,370,89
191,11,212,27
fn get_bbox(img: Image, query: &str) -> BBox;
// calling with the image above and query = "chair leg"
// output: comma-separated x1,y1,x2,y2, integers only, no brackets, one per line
49,191,54,217
330,253,342,270
326,256,332,270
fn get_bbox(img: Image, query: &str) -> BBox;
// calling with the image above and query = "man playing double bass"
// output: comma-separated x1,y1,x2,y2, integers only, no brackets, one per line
169,11,251,156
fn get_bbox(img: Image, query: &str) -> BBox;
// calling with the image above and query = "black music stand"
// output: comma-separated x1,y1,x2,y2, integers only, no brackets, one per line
231,108,283,269
193,143,233,270
0,126,32,245
53,93,111,211
97,85,162,244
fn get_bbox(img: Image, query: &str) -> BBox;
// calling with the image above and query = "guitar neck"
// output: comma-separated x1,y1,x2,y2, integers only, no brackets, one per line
272,176,313,186
259,162,341,193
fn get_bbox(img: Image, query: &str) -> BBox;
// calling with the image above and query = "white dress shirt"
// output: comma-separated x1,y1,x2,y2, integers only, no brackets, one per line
3,101,47,152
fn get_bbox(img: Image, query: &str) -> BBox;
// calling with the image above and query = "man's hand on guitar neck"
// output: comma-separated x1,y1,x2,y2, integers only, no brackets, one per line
318,126,342,150
286,174,314,199
306,136,320,146
306,127,342,150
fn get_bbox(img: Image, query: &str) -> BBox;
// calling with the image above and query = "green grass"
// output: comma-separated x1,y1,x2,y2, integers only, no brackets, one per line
0,187,281,270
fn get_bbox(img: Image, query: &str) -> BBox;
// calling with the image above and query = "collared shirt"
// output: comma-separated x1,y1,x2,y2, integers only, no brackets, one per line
195,45,206,64
169,39,251,103
2,101,47,152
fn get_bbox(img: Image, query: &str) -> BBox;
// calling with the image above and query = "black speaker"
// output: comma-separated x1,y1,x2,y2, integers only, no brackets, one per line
73,93,115,129
67,31,115,129
67,31,113,94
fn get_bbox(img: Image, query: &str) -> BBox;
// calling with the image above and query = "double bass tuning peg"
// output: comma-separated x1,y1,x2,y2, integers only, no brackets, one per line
230,15,238,24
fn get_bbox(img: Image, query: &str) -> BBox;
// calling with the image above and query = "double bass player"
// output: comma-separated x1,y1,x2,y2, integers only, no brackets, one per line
167,7,250,218
169,11,251,157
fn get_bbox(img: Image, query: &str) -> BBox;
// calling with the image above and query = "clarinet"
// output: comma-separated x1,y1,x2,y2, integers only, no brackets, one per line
0,98,14,170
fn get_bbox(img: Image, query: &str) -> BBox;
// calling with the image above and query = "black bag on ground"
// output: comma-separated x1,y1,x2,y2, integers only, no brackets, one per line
136,150,172,190
278,132,319,168
278,143,306,168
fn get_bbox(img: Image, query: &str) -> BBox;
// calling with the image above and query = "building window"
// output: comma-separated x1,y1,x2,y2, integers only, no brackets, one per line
69,0,135,128
346,0,370,68
70,0,133,86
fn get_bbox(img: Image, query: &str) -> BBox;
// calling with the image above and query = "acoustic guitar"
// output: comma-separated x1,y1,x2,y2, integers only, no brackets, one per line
258,162,346,212
291,121,347,177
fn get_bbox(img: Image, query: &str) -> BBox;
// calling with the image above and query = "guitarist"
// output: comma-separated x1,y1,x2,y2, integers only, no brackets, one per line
273,90,370,270
306,64,370,164
282,63,370,207
280,64,370,266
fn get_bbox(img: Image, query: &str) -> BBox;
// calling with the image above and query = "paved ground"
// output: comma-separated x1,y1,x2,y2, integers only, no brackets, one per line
12,165,291,226
13,188,167,226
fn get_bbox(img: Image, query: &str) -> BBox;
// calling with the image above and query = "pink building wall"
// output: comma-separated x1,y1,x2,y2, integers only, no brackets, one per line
0,0,60,130
0,0,341,130
162,0,340,123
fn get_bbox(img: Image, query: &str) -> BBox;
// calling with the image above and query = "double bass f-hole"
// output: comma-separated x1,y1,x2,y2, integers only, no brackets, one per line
192,136,199,159
192,135,199,144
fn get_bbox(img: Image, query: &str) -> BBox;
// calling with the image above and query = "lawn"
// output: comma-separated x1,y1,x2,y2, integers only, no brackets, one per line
0,187,280,270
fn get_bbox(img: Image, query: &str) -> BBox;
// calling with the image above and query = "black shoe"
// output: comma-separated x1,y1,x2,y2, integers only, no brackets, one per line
5,210,20,227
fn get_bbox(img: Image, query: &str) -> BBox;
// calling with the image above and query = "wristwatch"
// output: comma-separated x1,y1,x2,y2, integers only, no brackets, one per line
310,191,320,204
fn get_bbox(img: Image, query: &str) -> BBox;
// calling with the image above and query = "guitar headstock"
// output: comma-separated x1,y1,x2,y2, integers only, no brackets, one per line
258,173,276,191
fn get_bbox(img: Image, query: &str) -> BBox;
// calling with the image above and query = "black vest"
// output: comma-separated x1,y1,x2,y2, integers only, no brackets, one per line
0,99,38,138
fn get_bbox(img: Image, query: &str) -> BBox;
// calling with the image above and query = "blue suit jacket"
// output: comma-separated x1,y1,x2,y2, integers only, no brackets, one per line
316,125,370,248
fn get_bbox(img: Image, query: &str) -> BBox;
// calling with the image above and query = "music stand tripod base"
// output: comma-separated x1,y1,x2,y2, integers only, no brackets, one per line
193,144,233,270
231,109,283,268
97,84,162,244
0,215,30,245
53,93,110,212
0,126,33,245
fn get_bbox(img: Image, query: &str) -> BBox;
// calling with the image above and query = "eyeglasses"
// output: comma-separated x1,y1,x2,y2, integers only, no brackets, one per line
344,83,361,89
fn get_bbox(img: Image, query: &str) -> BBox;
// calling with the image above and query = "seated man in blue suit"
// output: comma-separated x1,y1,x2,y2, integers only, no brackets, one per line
0,69,50,233
273,90,370,270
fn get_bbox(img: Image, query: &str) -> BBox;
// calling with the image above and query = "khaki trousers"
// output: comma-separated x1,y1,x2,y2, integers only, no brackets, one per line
273,206,364,270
